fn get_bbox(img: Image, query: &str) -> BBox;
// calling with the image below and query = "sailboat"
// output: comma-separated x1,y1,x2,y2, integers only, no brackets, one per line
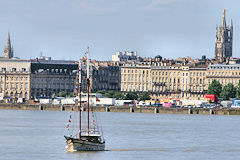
64,47,105,151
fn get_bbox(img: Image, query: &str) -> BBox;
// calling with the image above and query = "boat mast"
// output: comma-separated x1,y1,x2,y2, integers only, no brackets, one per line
86,47,90,135
78,60,82,139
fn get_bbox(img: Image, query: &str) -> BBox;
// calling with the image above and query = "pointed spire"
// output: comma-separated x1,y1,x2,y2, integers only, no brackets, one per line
222,9,226,29
215,24,218,41
11,46,14,58
7,32,11,49
3,32,13,58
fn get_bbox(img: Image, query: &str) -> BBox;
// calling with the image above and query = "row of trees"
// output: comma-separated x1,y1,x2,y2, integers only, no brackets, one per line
56,90,151,101
96,90,151,101
56,91,75,97
207,80,240,100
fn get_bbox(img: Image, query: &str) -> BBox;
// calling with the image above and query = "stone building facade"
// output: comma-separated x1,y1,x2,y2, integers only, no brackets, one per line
121,62,207,100
30,59,78,98
207,64,240,87
121,63,151,92
0,58,78,100
0,59,31,100
81,61,121,92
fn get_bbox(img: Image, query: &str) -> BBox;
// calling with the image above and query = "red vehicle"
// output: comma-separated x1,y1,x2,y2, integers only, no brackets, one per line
205,94,218,103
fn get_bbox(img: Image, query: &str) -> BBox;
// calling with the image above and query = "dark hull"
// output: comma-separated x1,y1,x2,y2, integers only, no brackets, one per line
64,136,105,151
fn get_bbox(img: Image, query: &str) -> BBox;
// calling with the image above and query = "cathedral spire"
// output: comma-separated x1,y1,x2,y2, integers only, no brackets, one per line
3,32,13,58
222,9,226,29
215,25,218,41
11,46,14,58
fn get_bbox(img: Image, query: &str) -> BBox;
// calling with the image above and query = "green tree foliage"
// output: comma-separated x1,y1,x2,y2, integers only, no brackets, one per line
94,90,150,101
207,80,222,96
113,92,125,100
220,83,236,100
96,90,105,95
69,92,75,97
124,92,138,100
236,82,240,99
96,90,124,100
138,92,151,101
58,91,67,97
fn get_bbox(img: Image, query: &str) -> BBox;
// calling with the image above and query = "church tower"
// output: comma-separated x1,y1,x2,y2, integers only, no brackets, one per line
3,32,14,58
214,9,233,61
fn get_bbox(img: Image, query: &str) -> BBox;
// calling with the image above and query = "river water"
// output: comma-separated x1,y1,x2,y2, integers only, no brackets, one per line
0,110,240,160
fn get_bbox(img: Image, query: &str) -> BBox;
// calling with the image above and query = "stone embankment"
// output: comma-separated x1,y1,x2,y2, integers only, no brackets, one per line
1,103,240,115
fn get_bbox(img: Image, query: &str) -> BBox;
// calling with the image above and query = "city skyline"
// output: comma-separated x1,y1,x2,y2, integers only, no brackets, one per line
0,0,239,61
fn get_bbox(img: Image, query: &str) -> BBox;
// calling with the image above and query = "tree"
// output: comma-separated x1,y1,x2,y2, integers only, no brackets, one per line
58,91,67,97
236,82,240,99
138,92,150,101
220,83,236,100
96,90,105,95
113,92,124,100
124,92,138,100
207,80,222,96
69,92,75,97
102,90,115,98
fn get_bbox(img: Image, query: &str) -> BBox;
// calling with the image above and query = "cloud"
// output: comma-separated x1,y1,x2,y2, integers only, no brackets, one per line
77,0,126,15
144,0,181,10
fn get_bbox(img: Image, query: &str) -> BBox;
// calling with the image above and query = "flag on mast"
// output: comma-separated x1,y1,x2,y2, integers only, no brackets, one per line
86,47,90,79
96,96,100,102
78,60,81,84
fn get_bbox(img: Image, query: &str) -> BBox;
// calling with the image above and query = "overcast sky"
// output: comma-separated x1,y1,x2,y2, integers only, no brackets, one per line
0,0,239,61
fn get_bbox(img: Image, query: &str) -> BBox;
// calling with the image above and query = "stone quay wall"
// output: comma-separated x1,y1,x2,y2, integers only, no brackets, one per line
1,103,240,115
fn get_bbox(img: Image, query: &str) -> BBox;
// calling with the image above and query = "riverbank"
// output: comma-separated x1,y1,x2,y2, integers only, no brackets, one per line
1,103,240,115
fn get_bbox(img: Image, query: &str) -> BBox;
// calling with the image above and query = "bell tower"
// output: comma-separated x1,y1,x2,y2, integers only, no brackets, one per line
214,9,233,61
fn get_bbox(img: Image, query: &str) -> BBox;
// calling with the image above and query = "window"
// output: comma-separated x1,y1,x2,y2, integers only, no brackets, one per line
22,68,26,72
12,68,16,72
